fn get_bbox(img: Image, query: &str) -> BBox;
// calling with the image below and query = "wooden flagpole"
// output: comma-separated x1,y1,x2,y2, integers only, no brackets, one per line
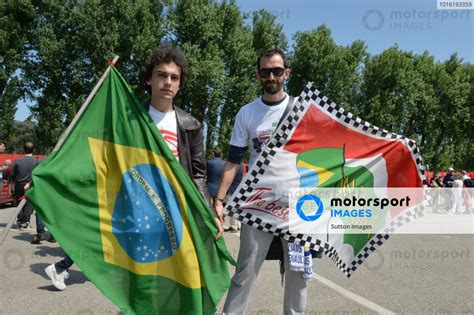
53,55,120,152
0,199,27,245
0,56,120,246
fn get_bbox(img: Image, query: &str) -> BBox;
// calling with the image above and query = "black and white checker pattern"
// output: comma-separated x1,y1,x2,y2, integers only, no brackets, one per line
225,83,427,278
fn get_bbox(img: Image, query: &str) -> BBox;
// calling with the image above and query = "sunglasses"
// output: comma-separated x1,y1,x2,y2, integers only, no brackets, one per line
259,67,285,78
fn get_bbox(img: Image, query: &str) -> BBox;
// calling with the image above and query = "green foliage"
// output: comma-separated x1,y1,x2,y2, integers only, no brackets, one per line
9,119,37,153
289,28,472,170
171,0,226,152
359,47,427,134
357,49,471,170
217,0,259,157
24,0,167,150
251,9,288,54
428,55,472,170
288,25,367,112
1,1,472,170
5,0,284,157
0,1,35,141
171,0,280,156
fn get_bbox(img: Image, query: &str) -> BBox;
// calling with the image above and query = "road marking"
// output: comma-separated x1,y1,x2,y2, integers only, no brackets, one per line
313,273,396,315
226,231,394,314
224,231,241,236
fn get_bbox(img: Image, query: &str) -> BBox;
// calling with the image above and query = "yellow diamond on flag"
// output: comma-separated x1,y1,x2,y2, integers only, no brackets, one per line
89,138,202,289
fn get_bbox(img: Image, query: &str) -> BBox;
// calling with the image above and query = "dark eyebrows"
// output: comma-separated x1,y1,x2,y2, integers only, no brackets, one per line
154,69,181,77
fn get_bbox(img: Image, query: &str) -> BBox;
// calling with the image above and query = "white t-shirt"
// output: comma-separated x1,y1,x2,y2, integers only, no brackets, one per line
148,106,179,160
230,94,290,167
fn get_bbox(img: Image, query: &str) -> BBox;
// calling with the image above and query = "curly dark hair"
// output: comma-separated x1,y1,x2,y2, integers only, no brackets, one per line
140,45,189,94
256,48,288,70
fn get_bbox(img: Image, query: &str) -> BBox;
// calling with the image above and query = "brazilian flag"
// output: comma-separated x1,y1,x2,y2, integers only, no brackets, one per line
26,66,233,314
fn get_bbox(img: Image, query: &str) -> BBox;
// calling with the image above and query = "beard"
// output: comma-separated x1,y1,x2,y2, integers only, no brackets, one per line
262,80,283,95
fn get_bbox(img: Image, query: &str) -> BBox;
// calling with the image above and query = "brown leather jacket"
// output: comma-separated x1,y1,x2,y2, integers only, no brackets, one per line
146,104,211,207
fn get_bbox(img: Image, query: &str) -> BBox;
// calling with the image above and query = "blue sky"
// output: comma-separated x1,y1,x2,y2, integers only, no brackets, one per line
15,0,473,121
238,0,472,60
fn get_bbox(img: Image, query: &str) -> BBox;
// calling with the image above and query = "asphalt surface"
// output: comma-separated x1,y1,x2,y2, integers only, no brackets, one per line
0,205,472,314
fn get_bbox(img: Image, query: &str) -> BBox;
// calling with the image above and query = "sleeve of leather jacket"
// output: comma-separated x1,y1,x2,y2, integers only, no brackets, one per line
189,126,212,208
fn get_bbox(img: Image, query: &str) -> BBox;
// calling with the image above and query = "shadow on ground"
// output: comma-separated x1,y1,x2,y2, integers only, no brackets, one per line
34,245,64,258
31,262,89,288
12,232,35,242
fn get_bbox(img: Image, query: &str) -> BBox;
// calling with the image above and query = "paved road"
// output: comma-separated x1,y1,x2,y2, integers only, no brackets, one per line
0,206,472,314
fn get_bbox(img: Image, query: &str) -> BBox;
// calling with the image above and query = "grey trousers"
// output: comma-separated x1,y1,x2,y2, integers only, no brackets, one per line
223,224,308,315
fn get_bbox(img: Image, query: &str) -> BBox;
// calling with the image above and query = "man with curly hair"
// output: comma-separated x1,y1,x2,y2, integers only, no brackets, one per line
45,46,223,291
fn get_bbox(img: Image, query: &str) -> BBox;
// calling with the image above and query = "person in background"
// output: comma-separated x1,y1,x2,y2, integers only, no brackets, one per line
0,139,6,187
9,142,43,235
2,159,12,186
450,173,464,215
443,167,455,210
430,172,444,214
443,167,455,187
0,139,6,153
207,147,243,232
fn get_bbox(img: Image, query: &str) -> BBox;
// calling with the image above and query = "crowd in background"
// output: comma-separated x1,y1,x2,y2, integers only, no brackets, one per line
428,167,472,214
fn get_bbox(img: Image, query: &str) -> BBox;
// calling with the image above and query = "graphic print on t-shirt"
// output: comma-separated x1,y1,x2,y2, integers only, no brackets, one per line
252,129,274,153
160,130,179,158
148,106,179,161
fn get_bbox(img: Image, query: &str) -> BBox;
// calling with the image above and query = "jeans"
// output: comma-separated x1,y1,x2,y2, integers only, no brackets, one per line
36,214,45,235
223,224,308,314
15,182,33,225
55,255,74,273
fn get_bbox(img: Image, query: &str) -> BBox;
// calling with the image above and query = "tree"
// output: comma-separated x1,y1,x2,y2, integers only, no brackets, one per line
429,55,471,170
359,49,472,170
0,1,35,141
457,64,474,169
4,0,289,156
216,6,288,157
288,25,366,111
8,1,468,169
216,1,259,157
171,1,287,156
25,1,167,151
9,119,37,153
171,0,227,153
360,47,435,135
251,9,288,54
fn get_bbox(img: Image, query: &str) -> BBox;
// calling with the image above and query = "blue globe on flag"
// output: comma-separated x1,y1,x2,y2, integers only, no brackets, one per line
112,164,183,263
